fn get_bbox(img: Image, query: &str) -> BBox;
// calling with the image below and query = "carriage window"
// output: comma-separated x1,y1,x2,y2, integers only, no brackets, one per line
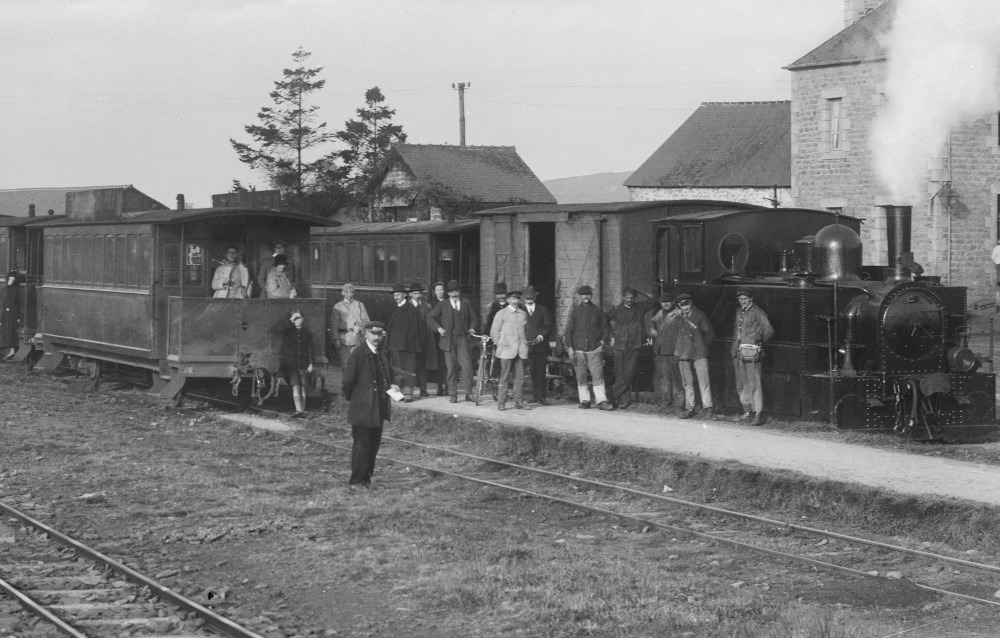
163,242,181,287
347,243,359,282
72,235,83,283
51,236,61,283
335,242,346,282
114,235,127,286
681,226,703,272
373,244,385,284
657,229,671,283
62,237,71,283
93,236,105,284
414,242,428,281
387,243,399,283
401,242,414,280
139,236,152,289
82,236,94,284
362,244,373,283
310,243,321,284
104,236,117,285
718,233,749,274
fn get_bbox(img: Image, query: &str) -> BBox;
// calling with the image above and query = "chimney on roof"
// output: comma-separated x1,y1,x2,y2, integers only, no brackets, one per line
48,209,54,216
28,204,35,218
176,194,185,211
452,82,470,147
844,0,885,26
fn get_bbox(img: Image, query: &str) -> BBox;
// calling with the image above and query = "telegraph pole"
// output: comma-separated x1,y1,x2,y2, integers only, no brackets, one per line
452,82,470,146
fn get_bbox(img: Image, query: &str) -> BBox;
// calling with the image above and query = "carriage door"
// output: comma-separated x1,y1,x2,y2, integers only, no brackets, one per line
656,227,679,293
527,222,556,311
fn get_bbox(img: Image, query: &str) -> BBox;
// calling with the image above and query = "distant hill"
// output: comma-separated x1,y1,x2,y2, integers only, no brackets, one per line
543,171,633,204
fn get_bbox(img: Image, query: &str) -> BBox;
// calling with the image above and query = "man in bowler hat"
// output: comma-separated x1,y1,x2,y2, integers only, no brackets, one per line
523,286,554,405
427,279,478,402
342,321,400,489
386,283,424,402
409,282,437,398
483,282,508,335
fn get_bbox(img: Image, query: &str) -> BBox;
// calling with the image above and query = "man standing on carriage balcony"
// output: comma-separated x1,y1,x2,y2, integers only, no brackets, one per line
523,286,553,405
563,285,612,410
211,245,250,298
386,283,424,402
427,279,478,403
606,287,646,410
732,288,774,426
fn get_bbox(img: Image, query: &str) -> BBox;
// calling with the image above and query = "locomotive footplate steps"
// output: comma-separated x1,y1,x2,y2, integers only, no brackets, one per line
160,374,187,401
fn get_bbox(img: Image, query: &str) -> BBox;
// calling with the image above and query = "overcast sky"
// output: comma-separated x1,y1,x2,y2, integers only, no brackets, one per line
3,0,845,209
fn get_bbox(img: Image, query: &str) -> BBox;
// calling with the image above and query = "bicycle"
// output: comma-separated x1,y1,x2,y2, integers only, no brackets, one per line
471,334,499,406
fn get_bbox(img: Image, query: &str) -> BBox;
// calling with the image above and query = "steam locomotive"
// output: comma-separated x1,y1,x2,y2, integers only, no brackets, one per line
663,205,995,441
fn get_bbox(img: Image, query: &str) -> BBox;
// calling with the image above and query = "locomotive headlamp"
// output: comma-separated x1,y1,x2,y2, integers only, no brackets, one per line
947,346,978,373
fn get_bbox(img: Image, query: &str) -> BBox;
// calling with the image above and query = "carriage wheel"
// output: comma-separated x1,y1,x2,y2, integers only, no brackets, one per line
173,387,187,408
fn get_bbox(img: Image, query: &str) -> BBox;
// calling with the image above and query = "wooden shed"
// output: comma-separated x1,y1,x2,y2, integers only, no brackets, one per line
474,200,765,329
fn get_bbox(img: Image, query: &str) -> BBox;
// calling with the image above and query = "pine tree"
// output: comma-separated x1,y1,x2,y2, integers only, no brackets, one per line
230,48,343,214
336,87,407,219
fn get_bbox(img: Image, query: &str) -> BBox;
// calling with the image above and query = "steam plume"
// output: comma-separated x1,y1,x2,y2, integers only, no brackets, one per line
872,0,1000,200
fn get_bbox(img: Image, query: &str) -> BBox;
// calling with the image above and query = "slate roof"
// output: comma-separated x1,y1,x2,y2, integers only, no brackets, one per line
475,200,765,217
380,144,556,205
320,219,479,235
0,185,130,217
624,102,791,189
785,1,894,70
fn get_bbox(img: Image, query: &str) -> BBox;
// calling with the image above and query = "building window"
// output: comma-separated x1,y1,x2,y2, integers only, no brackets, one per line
829,98,843,151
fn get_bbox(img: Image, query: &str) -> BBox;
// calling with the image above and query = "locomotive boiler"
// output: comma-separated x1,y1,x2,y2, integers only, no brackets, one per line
663,205,995,441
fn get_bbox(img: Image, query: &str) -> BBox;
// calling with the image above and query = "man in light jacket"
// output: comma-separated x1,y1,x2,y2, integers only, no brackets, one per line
731,288,774,426
490,289,530,411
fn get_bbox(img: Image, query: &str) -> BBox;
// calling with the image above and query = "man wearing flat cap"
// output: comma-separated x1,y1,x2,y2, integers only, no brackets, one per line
483,282,509,335
427,279,478,402
409,283,437,398
387,283,424,402
606,287,646,410
732,288,774,426
562,284,612,410
342,321,400,489
674,293,715,419
646,291,684,410
523,286,554,405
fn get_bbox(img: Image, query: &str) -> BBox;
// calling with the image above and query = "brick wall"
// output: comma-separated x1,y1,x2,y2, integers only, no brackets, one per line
628,186,791,207
793,61,1000,305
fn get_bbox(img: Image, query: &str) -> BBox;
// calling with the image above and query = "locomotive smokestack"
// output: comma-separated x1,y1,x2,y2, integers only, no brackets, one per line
882,205,912,280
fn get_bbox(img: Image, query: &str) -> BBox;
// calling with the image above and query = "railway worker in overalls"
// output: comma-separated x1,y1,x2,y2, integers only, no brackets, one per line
211,245,250,298
282,310,314,418
490,289,531,411
257,239,295,298
409,282,438,398
523,286,554,405
732,288,774,426
607,287,646,410
563,285,612,410
342,321,400,489
331,283,370,368
386,283,424,402
427,279,478,403
674,293,715,419
265,254,297,299
646,292,684,411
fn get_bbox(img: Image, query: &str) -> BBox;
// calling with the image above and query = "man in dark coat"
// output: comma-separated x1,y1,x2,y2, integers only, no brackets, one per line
731,288,774,426
562,284,611,410
281,310,314,418
674,293,715,419
646,292,684,410
522,286,554,405
0,270,22,360
483,282,508,334
342,321,399,489
606,287,646,410
427,279,478,403
409,282,438,398
386,283,424,402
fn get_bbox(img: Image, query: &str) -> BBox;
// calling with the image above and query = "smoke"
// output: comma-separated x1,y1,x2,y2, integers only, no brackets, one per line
871,0,1000,200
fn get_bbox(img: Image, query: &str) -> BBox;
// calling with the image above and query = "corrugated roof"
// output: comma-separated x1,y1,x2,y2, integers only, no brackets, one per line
475,200,766,216
318,219,479,235
0,185,131,217
785,1,894,70
42,207,338,227
386,144,556,204
624,102,791,189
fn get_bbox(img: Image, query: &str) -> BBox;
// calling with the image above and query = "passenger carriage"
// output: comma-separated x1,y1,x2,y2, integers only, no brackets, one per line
34,192,335,406
0,213,60,362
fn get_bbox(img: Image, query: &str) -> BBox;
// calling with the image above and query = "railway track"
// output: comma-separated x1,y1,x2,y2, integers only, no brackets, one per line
0,499,264,638
179,385,1000,611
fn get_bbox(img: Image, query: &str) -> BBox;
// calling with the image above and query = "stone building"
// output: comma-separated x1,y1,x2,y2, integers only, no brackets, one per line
625,101,792,208
369,144,555,221
787,0,1000,302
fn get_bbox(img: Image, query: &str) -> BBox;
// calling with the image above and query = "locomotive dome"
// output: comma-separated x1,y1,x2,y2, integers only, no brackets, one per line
814,222,862,281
